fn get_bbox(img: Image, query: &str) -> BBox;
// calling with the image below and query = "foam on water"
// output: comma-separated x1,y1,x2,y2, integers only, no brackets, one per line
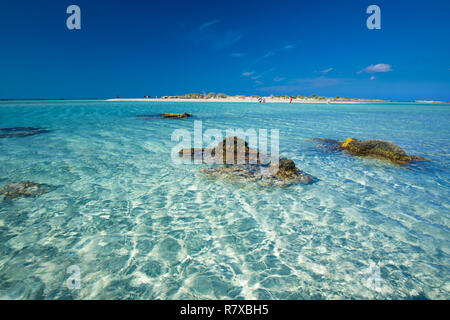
0,100,449,299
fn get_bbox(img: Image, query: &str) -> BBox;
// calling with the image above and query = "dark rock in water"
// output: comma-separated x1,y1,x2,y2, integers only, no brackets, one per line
136,113,191,119
180,136,314,186
161,112,191,118
179,136,267,164
0,181,55,200
277,159,296,171
0,127,50,138
313,137,429,164
270,159,303,179
339,138,428,164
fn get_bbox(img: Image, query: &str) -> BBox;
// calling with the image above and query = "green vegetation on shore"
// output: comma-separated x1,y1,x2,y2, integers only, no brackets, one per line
157,92,379,102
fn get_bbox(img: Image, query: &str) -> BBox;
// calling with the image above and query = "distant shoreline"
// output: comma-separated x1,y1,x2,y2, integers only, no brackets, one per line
0,98,448,104
105,97,449,104
414,100,449,104
107,97,367,104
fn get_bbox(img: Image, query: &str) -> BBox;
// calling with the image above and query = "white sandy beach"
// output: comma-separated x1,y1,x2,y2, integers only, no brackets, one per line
106,97,362,104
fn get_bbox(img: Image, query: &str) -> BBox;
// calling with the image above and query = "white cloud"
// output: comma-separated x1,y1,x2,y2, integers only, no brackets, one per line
231,53,245,58
273,77,285,82
358,63,392,74
199,19,220,31
243,68,275,83
190,20,241,50
320,67,333,74
370,76,376,80
214,33,242,49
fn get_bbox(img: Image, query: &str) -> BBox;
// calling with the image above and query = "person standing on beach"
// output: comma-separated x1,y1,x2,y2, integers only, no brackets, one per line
289,96,293,103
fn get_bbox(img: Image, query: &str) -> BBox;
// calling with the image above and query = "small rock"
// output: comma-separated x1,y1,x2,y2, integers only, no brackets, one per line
136,113,191,119
161,112,191,118
0,127,50,138
0,181,55,200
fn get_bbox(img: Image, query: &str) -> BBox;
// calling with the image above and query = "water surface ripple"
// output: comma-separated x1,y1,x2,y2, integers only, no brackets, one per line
0,100,448,299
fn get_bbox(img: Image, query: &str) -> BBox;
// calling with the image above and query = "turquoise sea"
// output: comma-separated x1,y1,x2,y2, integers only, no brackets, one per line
0,100,449,299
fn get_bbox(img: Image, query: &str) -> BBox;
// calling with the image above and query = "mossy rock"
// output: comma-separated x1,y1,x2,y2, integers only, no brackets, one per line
161,112,191,118
338,138,428,164
136,112,191,119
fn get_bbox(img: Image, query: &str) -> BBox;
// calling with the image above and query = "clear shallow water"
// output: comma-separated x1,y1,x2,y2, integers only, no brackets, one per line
0,100,449,299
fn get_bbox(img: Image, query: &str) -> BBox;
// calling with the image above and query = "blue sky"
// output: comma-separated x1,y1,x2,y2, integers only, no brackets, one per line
0,0,449,101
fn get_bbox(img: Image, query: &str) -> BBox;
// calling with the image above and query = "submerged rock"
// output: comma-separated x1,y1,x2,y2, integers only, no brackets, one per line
0,127,50,138
313,137,428,164
180,137,314,186
136,112,191,119
200,162,314,187
309,138,341,151
0,181,55,200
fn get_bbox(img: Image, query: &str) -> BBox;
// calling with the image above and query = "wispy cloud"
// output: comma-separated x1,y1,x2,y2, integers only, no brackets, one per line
198,19,220,31
319,67,334,74
297,77,343,88
258,76,349,93
215,32,242,49
242,68,275,86
231,53,245,58
370,76,376,80
358,63,392,74
240,41,299,85
283,44,296,50
189,20,242,50
251,41,301,65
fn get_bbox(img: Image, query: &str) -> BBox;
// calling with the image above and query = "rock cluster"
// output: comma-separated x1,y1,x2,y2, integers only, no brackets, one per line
179,137,314,186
